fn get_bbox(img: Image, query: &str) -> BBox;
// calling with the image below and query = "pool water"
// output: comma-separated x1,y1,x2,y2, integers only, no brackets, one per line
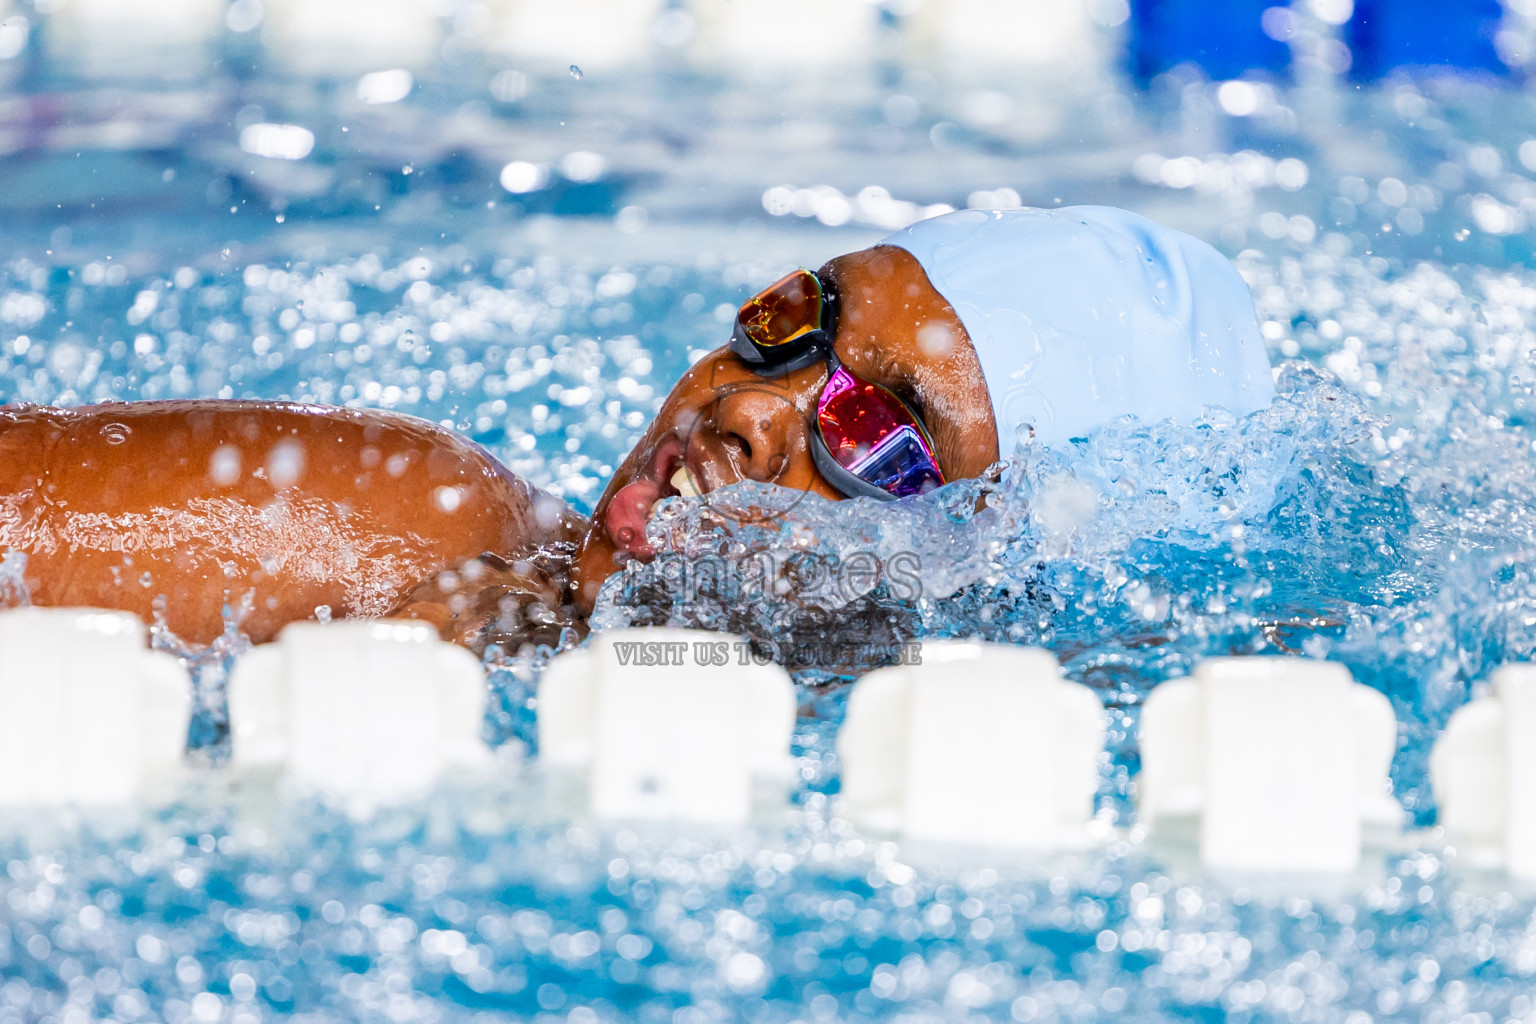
6,54,1536,1022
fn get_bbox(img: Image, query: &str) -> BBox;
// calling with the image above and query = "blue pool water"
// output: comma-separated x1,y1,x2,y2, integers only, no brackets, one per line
8,49,1536,1021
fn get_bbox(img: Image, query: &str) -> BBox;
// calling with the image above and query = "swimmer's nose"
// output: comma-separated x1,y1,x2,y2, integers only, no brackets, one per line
706,387,802,484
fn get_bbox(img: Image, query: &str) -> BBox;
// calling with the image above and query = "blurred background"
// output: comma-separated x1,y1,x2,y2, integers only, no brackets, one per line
1,0,1533,513
0,0,1531,271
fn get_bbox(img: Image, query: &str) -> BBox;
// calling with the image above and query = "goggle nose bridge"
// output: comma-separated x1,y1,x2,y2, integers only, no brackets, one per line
729,269,945,502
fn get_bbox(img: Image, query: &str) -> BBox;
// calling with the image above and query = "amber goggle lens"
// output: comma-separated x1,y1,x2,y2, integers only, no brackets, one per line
736,269,824,349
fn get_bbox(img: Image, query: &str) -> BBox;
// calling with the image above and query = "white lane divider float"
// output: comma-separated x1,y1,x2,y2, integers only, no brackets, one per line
538,628,796,824
488,0,663,71
1139,657,1402,873
1432,663,1536,876
0,607,190,807
228,620,491,805
263,0,442,74
686,0,878,72
837,641,1106,848
46,0,226,78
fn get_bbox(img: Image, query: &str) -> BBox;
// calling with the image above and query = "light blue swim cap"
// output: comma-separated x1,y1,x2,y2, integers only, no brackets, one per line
881,206,1275,452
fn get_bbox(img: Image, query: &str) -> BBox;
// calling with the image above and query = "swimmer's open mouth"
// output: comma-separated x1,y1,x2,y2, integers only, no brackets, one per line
604,435,705,559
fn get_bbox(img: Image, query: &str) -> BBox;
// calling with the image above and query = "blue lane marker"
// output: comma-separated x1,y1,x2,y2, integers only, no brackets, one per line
1346,0,1507,79
1128,0,1291,82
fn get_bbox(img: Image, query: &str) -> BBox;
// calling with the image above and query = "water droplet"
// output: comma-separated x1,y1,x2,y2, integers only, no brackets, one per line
209,446,242,486
569,64,583,79
101,422,130,445
0,552,32,609
266,440,306,489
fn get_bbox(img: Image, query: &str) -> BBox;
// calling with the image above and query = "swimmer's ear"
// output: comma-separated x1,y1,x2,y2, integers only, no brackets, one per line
388,553,584,654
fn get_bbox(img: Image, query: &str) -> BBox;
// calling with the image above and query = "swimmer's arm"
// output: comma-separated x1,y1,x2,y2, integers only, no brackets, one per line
388,550,584,653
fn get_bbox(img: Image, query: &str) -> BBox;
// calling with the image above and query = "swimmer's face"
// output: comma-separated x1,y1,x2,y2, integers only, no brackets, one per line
572,245,999,610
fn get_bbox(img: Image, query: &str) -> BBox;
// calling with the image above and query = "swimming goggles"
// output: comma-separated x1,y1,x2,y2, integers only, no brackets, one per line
729,269,945,500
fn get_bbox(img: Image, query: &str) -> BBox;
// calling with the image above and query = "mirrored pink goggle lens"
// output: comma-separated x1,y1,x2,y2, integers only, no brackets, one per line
815,366,944,497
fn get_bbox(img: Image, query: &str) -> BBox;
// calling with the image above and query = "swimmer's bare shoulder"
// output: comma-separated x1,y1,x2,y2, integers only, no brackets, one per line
0,400,586,649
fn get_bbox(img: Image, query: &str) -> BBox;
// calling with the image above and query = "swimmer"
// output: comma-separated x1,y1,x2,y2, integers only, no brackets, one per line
572,206,1273,606
0,207,1273,650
